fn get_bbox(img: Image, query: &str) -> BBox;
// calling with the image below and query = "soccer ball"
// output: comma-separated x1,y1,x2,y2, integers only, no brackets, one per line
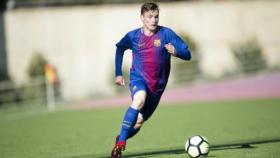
185,135,210,158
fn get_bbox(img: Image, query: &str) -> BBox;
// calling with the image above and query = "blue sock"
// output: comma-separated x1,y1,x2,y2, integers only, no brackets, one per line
118,106,139,142
127,127,140,139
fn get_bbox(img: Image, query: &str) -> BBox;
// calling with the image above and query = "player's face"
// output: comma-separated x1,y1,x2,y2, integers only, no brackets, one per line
141,10,159,32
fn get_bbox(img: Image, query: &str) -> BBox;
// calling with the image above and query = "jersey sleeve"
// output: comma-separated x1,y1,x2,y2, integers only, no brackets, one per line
168,29,191,61
115,33,131,76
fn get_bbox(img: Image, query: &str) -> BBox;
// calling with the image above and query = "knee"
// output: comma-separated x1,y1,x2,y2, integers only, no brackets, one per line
132,98,145,110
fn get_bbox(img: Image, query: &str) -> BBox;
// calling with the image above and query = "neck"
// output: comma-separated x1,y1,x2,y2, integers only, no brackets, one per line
142,27,157,36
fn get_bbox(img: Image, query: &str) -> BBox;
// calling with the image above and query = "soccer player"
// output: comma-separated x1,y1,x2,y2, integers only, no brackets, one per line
111,2,191,158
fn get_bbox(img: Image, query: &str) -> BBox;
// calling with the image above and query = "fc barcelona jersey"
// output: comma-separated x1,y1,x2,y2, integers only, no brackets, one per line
115,26,191,94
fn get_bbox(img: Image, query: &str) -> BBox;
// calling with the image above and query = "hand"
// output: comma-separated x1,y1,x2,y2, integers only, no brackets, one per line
165,43,176,56
115,76,125,86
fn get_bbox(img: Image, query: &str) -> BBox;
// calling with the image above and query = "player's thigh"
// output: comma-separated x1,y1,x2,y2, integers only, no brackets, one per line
130,80,147,109
131,90,147,110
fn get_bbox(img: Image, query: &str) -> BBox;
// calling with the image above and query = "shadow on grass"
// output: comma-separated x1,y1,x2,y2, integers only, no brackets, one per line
70,138,280,158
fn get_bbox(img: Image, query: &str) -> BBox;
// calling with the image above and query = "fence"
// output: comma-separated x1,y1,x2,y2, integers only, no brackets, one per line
0,76,57,111
1,52,278,109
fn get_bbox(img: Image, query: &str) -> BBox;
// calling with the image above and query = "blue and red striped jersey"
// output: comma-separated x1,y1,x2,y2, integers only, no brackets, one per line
115,26,191,94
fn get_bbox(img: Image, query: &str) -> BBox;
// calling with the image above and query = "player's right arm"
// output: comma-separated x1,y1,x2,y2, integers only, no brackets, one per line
115,75,125,86
115,33,131,86
115,46,126,86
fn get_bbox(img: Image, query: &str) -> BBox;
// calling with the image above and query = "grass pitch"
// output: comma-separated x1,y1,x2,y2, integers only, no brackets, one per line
0,98,280,158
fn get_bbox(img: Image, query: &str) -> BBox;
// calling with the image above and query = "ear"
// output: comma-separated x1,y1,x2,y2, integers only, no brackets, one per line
140,15,144,22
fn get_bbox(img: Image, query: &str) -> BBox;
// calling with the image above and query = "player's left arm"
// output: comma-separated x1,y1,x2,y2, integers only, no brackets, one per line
166,29,191,61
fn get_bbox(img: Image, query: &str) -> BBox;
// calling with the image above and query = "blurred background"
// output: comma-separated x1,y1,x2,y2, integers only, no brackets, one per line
1,1,280,158
0,0,280,110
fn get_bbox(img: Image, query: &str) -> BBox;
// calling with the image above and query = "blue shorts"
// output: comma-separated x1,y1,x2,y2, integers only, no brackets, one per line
129,80,162,121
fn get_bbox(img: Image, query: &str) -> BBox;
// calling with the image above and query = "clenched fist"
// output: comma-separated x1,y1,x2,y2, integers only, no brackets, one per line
165,43,176,56
115,76,125,86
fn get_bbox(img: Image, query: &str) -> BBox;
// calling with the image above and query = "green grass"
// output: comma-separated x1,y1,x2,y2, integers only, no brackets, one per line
0,98,280,158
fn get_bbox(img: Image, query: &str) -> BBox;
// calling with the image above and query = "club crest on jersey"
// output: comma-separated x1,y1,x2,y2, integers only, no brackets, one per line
154,39,161,47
